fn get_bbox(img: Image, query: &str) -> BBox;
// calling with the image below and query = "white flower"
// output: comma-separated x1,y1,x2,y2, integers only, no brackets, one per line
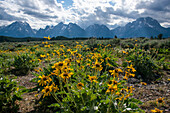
94,106,98,110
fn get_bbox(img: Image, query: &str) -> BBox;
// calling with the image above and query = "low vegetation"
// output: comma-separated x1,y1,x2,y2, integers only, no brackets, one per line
0,37,169,113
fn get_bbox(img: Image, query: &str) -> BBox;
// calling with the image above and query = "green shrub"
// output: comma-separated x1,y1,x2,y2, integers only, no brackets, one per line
12,53,38,76
0,75,24,112
125,46,162,82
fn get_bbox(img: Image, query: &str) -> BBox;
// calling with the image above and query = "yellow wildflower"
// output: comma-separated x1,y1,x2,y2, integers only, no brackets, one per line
38,75,52,86
92,60,103,71
140,82,147,85
42,85,52,98
88,75,98,83
151,108,163,113
109,68,123,78
40,54,46,58
127,64,136,72
51,83,59,92
76,82,84,90
156,97,165,105
60,72,73,80
127,86,135,93
44,36,51,40
106,85,118,94
123,75,128,80
52,61,66,69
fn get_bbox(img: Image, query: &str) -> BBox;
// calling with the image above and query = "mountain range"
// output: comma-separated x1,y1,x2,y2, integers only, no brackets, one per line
0,17,170,38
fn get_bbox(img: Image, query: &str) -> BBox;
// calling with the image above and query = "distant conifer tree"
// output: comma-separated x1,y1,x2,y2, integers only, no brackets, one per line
114,35,117,39
158,34,163,39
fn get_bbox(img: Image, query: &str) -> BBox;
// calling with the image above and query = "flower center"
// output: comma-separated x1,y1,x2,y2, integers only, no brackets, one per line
108,81,112,84
91,78,94,80
113,81,118,84
43,77,47,81
59,63,63,66
78,83,82,86
63,73,68,77
115,69,118,73
109,87,114,92
158,99,163,103
96,64,100,67
46,88,50,92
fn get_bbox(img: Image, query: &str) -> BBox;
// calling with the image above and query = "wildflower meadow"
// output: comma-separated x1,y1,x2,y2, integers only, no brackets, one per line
0,37,169,113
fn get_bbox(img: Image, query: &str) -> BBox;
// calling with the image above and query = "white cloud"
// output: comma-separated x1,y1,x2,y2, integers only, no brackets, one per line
61,1,64,4
0,0,69,29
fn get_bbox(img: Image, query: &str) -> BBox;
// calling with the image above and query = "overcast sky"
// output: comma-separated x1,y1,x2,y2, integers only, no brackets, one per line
0,0,170,29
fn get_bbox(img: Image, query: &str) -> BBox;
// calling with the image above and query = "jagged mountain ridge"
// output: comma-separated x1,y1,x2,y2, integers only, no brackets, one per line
0,17,170,38
111,17,170,38
0,21,35,37
85,24,112,38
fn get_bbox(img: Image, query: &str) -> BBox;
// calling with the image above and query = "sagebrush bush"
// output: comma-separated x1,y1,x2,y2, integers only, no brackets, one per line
0,75,24,113
12,53,38,76
125,45,162,82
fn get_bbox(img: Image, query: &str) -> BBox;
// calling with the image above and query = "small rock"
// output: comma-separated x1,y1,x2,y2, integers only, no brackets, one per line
165,109,169,112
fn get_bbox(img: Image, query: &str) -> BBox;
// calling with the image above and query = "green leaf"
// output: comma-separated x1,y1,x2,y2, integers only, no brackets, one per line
90,94,97,101
48,103,60,108
81,106,87,111
159,57,165,62
128,98,142,104
128,102,139,109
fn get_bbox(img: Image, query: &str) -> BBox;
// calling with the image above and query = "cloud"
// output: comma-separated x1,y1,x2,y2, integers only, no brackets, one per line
0,7,25,21
136,0,170,12
135,0,170,27
0,0,67,29
22,9,58,20
70,0,145,29
61,1,65,4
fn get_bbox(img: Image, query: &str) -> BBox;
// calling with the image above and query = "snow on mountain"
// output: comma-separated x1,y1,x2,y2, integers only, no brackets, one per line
0,17,170,38
112,17,170,38
85,24,112,38
0,21,35,37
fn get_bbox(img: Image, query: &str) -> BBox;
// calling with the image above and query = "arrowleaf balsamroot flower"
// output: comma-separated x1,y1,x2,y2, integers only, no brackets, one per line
107,80,120,86
44,36,51,40
123,75,128,80
151,108,163,113
76,82,84,90
52,61,66,69
92,60,103,71
51,83,59,93
140,82,147,85
40,54,46,58
156,97,165,104
38,75,52,86
106,85,118,94
42,85,52,98
127,86,135,93
60,72,74,80
125,71,135,77
127,64,136,72
116,93,124,101
109,68,123,78
88,75,98,83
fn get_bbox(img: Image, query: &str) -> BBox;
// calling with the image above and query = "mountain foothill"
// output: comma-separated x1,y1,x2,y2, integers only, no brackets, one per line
0,17,170,38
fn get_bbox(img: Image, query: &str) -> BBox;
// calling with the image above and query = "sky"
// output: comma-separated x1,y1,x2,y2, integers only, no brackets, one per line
0,0,170,30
